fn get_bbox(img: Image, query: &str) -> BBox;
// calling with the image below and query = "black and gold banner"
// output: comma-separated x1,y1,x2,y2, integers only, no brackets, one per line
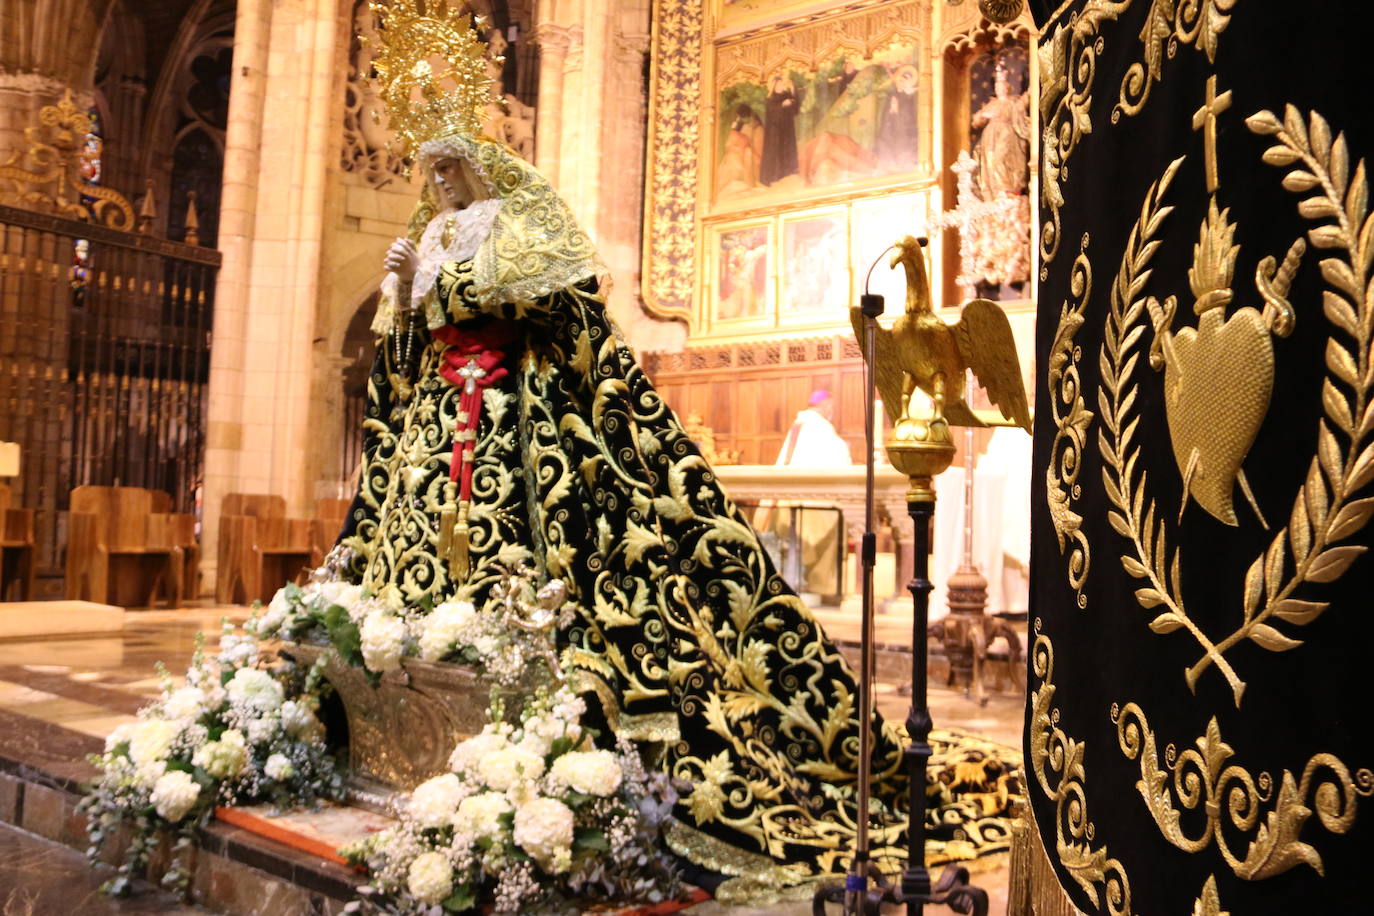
1027,1,1373,912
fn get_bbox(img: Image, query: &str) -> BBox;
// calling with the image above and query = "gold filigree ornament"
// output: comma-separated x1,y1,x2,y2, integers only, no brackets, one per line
1028,624,1137,915
0,89,135,229
1046,238,1096,607
361,0,498,164
1113,703,1374,880
1040,0,1242,275
1192,875,1229,916
1099,106,1374,706
1114,0,1237,123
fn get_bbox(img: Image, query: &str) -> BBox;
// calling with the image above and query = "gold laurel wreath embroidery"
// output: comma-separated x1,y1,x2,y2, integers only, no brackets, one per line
1113,0,1237,122
1046,241,1096,606
1113,701,1374,880
1028,624,1137,915
1097,154,1249,702
1099,108,1374,705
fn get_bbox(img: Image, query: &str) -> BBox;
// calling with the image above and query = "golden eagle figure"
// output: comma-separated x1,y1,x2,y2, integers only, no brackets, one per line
851,236,1031,433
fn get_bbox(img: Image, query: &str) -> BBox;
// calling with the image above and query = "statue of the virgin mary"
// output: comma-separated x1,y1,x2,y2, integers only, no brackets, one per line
332,2,1015,900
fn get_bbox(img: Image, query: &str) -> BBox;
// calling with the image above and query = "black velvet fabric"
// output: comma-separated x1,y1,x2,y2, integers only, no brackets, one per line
1028,2,1373,913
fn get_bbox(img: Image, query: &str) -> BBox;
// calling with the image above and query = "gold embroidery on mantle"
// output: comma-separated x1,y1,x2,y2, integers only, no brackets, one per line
1113,0,1238,123
1046,239,1095,607
1113,703,1374,880
1099,106,1374,706
1038,0,1134,273
1028,624,1137,914
1192,876,1228,916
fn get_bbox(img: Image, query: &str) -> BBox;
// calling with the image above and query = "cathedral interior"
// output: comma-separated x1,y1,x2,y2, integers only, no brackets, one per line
0,0,1365,914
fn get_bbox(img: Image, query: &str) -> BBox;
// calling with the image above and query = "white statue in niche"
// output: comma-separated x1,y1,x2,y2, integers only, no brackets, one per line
966,51,1031,297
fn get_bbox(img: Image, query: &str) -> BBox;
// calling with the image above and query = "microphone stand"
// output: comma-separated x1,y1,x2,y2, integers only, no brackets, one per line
812,244,988,916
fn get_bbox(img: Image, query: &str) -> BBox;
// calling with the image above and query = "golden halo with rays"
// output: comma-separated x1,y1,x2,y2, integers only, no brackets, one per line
361,0,499,165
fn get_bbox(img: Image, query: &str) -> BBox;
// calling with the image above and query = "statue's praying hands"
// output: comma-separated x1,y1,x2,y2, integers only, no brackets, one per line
384,237,419,281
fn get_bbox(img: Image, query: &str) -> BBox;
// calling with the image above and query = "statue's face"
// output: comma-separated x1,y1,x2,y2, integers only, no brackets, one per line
432,157,485,208
994,70,1011,98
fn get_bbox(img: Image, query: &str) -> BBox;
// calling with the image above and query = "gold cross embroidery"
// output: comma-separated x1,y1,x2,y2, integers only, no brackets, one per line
1192,75,1233,193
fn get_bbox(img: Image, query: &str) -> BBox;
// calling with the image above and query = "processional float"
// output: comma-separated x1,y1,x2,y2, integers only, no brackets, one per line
813,235,1030,916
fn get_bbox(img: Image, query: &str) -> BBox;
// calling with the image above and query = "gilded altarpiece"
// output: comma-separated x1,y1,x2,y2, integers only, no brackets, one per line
1027,1,1373,913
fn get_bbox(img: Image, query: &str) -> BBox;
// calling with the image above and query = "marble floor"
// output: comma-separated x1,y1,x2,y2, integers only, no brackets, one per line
0,604,1024,915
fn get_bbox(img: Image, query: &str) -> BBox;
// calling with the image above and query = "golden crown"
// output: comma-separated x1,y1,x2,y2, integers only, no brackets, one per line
362,0,498,163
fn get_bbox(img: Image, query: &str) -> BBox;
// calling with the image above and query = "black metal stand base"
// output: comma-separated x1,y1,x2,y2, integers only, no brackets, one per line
810,863,989,916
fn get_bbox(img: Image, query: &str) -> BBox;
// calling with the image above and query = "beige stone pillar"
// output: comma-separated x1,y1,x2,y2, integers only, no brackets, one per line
531,23,572,188
201,0,348,595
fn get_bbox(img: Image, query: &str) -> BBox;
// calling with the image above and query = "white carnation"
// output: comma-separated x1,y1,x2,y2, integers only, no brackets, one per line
512,797,574,873
406,850,453,904
247,716,278,746
417,601,477,661
254,588,293,635
192,729,248,779
163,686,207,722
264,753,295,781
315,580,363,612
549,750,623,797
448,729,509,775
128,720,180,764
452,791,511,840
409,773,466,829
226,668,284,713
280,700,321,739
104,722,135,753
477,747,545,792
360,611,407,673
150,770,200,823
134,759,167,789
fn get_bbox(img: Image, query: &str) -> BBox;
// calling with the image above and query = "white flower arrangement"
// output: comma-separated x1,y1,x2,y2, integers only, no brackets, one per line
79,622,342,897
250,563,572,689
343,680,683,915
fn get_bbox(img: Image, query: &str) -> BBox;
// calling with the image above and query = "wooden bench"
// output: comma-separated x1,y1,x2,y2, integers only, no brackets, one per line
65,486,189,608
0,483,36,602
216,494,315,606
311,497,352,566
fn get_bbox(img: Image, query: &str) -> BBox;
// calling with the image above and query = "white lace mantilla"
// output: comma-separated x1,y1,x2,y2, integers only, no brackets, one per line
372,198,501,334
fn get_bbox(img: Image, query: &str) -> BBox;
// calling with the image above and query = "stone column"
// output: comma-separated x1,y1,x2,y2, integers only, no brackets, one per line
531,24,572,188
201,0,347,595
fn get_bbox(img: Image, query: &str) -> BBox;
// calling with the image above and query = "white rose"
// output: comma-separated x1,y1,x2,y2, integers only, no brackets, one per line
406,850,453,904
150,770,200,823
226,668,284,713
264,753,295,781
477,747,545,792
409,773,466,829
360,611,407,673
163,686,207,722
254,588,294,635
452,791,511,840
512,798,574,873
549,750,623,797
128,720,180,765
448,729,509,775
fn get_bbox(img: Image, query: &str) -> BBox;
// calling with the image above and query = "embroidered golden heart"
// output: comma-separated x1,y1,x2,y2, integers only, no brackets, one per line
1157,305,1274,526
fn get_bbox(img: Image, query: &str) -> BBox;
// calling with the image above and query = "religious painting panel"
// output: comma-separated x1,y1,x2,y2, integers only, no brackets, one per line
849,191,929,314
710,221,773,327
710,0,931,212
780,208,850,319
